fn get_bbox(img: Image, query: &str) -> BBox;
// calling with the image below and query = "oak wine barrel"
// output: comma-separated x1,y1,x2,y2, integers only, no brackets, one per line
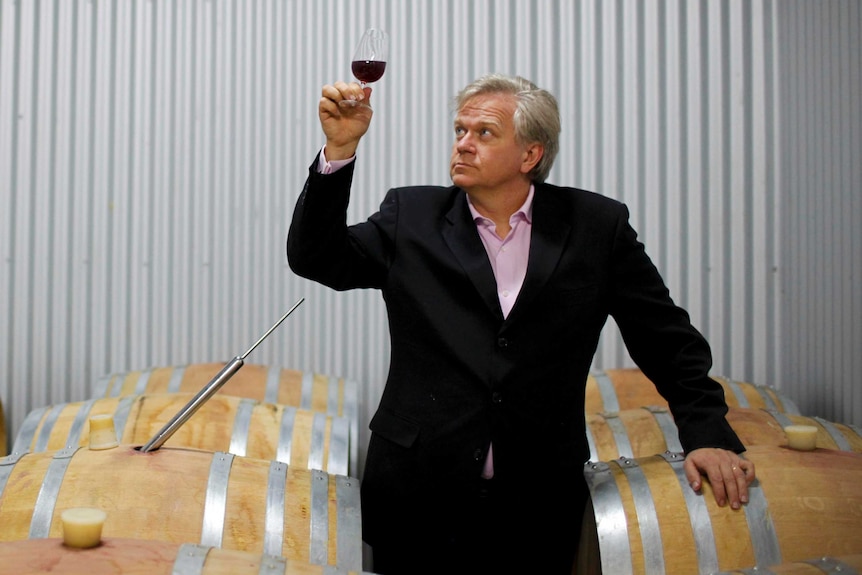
577,445,862,575
586,405,862,461
95,362,360,472
585,368,801,414
0,538,378,575
12,393,353,475
0,445,362,570
714,554,862,574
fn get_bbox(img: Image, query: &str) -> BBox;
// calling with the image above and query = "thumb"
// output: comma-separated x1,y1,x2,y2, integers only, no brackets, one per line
683,457,702,491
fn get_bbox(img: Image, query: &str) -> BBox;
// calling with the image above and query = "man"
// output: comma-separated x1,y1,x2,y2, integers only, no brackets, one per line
287,74,755,574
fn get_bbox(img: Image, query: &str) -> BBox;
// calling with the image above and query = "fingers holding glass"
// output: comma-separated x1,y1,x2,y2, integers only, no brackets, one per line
340,28,389,109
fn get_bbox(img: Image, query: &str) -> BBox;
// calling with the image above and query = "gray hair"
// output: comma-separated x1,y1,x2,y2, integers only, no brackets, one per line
453,73,560,183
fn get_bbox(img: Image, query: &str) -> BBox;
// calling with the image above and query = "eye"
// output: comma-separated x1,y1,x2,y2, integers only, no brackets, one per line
454,126,466,138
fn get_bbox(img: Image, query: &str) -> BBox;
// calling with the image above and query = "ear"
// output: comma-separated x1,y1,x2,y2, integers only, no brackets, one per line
520,143,544,175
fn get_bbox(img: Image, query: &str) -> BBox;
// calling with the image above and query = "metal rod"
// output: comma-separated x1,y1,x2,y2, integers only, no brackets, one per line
138,298,305,453
240,298,304,360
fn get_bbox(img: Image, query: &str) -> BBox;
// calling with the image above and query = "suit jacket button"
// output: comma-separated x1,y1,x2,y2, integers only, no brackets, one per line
492,392,503,404
497,337,509,348
473,449,483,461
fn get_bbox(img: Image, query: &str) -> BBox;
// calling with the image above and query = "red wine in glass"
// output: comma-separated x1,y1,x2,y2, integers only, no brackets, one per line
340,28,389,108
351,60,387,84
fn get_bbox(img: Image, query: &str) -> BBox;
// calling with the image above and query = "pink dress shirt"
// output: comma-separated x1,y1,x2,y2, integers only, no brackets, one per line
467,189,534,479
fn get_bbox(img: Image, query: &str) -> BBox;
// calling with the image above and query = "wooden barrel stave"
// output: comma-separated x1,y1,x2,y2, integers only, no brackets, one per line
96,363,357,419
585,368,801,415
0,537,378,574
578,445,862,575
12,394,352,475
0,445,362,571
93,363,359,474
586,406,862,461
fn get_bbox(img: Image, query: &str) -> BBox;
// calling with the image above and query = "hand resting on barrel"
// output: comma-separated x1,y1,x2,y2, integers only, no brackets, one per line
684,447,756,510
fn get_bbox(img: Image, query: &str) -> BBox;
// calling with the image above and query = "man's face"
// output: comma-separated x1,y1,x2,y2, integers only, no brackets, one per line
449,93,536,193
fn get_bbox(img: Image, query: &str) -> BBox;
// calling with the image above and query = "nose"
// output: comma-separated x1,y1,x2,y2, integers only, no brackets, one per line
456,133,474,154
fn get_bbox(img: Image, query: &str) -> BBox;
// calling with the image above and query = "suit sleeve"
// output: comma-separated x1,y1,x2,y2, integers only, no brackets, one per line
606,204,745,454
287,154,393,291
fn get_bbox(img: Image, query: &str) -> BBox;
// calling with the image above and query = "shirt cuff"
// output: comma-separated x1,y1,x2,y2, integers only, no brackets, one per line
317,146,356,174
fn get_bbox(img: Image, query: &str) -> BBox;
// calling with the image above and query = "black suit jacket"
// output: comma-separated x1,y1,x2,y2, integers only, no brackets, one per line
287,156,744,545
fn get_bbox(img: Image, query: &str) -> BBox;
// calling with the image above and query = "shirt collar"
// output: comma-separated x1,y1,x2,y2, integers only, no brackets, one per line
467,184,535,226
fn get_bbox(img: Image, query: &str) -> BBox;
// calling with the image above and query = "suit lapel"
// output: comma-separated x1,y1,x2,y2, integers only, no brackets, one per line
441,192,503,319
507,185,571,323
441,185,572,323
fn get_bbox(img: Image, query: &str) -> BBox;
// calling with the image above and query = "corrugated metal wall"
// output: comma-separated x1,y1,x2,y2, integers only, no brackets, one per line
1,0,860,469
778,0,862,431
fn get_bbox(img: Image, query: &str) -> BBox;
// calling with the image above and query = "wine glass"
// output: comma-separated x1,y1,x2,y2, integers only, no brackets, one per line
340,28,389,108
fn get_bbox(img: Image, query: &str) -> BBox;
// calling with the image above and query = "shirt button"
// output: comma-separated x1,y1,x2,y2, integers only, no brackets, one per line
501,290,510,298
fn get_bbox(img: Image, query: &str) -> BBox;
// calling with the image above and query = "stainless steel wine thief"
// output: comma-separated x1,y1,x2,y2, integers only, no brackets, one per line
138,297,305,453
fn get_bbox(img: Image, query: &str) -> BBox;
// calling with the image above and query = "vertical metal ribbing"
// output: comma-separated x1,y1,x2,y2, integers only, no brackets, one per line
300,372,314,411
171,543,210,574
166,366,187,393
659,451,719,574
590,369,620,413
309,469,330,566
618,457,665,575
263,460,287,557
582,460,634,575
335,474,362,571
228,398,255,457
341,379,359,474
276,406,297,464
326,376,339,417
200,452,234,548
264,365,281,404
10,406,49,453
30,447,79,538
